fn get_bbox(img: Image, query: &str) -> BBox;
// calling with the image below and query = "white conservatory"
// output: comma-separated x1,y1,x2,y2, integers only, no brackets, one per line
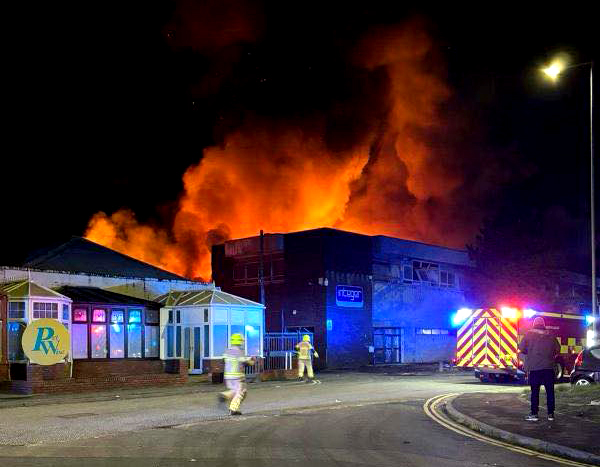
155,289,264,374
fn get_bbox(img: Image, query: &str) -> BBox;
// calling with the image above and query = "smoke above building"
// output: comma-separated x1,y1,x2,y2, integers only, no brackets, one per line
85,3,514,280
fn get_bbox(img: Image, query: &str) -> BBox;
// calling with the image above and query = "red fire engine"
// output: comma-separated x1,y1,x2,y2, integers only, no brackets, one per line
453,307,591,382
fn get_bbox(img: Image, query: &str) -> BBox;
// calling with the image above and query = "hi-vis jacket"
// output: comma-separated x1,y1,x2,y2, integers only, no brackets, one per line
224,346,253,380
296,341,319,360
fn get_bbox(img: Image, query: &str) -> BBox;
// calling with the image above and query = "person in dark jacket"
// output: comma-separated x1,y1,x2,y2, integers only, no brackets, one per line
518,316,561,421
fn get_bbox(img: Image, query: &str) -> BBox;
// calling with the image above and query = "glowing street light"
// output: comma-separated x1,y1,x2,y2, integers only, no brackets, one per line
541,55,596,344
542,60,565,81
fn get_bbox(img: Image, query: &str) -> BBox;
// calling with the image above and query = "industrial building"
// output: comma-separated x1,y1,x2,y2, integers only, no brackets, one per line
212,228,473,369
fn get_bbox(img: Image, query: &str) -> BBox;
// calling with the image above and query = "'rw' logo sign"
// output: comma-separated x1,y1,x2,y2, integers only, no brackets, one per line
22,319,70,365
32,327,64,355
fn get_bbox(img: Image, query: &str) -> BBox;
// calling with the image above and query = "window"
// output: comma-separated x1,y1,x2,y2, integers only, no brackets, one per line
128,323,142,358
412,261,439,285
175,325,181,357
129,310,142,323
73,309,87,322
246,324,260,356
110,323,125,358
417,328,450,335
403,265,413,282
72,323,88,359
213,325,228,356
166,326,174,358
203,325,210,357
144,326,159,357
164,308,182,359
62,304,70,321
203,308,209,322
7,322,26,361
33,302,58,319
440,271,456,288
8,302,25,319
111,310,124,323
231,309,244,325
92,309,107,323
91,325,107,358
128,310,142,358
110,310,125,358
213,308,227,323
145,309,159,324
144,309,159,358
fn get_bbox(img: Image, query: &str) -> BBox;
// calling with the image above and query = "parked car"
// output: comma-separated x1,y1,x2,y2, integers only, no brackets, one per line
570,344,600,386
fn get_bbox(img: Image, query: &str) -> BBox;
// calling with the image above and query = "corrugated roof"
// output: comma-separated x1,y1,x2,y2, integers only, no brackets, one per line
0,280,70,300
22,236,192,281
154,290,263,307
55,286,160,308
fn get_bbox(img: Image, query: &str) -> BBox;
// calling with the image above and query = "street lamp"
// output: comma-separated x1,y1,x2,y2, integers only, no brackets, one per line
542,58,596,344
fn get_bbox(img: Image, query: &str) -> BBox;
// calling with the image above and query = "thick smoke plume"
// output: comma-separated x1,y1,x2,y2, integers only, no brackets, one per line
86,15,491,280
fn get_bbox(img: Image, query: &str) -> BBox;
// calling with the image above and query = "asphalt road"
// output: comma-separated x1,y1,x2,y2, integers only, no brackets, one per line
0,372,574,466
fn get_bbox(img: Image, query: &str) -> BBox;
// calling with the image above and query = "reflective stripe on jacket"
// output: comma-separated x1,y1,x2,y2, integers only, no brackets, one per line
296,341,314,360
224,346,252,379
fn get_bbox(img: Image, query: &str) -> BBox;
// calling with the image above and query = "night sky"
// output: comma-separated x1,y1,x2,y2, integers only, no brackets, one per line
4,2,598,276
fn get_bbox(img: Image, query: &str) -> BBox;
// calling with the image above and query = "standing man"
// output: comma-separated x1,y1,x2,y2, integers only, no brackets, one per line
296,334,319,382
518,316,561,421
218,333,255,415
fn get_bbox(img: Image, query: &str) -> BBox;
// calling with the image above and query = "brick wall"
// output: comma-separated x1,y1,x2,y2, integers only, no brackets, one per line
325,271,373,368
1,359,188,394
73,359,167,378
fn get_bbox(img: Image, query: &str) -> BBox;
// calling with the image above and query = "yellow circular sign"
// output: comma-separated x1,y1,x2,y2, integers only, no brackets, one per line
22,319,70,365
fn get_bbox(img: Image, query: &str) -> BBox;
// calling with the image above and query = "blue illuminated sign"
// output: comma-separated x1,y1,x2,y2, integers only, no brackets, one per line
336,285,363,308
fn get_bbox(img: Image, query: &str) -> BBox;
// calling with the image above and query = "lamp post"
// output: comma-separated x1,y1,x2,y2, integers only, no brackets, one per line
542,59,596,343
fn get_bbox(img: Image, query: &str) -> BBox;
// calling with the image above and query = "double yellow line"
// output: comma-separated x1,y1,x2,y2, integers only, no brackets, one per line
423,394,596,467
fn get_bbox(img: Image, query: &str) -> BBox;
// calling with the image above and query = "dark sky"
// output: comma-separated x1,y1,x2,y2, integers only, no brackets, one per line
4,1,598,272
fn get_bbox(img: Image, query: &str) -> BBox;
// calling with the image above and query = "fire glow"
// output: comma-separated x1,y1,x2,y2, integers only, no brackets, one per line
85,21,479,280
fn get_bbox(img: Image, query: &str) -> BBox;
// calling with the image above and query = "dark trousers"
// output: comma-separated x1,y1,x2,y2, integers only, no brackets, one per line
529,368,555,415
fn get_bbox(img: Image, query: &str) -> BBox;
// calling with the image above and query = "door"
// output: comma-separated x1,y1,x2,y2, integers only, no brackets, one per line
373,328,401,364
188,326,203,374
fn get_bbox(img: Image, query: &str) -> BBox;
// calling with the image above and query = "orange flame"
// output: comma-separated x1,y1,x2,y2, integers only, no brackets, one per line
86,21,479,281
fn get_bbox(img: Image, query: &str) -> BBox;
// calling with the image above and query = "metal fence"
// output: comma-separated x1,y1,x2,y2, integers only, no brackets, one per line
263,332,313,371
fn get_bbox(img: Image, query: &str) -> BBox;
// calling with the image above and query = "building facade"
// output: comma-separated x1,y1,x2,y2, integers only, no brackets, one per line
371,236,471,363
213,228,472,369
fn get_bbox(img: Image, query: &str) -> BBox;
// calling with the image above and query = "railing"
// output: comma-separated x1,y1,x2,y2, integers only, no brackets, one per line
263,332,313,371
244,357,263,377
263,351,294,371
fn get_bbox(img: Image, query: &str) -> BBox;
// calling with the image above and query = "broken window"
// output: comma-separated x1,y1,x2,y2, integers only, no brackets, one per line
412,261,439,285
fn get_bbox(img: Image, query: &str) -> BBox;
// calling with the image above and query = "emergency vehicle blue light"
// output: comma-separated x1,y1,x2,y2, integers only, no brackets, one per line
523,309,537,318
586,315,596,325
245,325,255,332
452,308,472,327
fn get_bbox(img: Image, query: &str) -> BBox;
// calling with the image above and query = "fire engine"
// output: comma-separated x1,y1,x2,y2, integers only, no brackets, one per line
453,307,594,382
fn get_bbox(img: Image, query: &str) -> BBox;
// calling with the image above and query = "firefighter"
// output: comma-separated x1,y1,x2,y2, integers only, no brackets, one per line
218,333,255,415
296,334,319,382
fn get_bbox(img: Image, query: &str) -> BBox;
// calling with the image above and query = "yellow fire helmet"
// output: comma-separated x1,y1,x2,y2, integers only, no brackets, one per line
302,334,311,342
230,333,244,346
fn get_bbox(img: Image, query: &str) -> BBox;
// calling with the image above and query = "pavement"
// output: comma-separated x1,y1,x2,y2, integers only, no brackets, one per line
447,392,600,465
0,375,218,409
0,371,584,466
